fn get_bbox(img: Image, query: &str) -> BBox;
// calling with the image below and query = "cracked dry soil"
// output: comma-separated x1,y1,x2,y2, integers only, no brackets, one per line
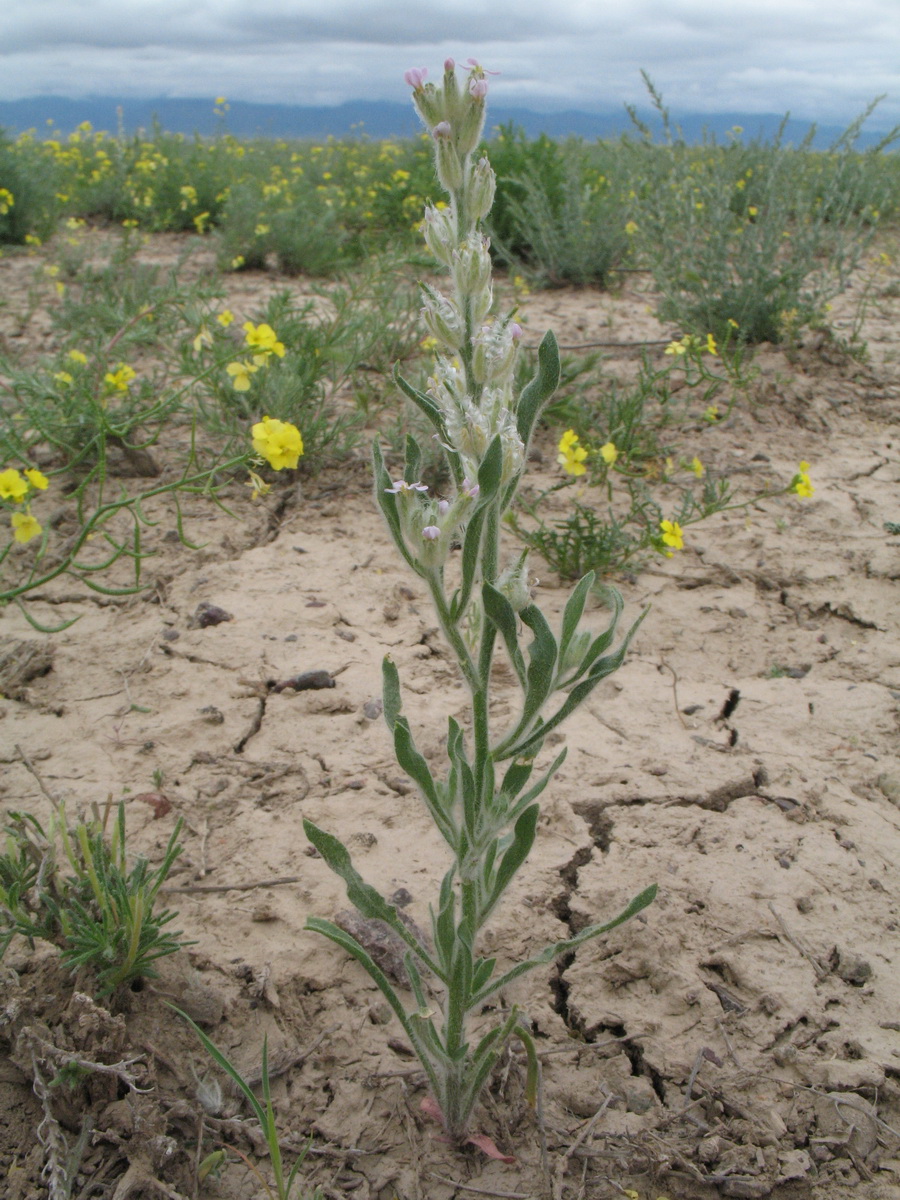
1,236,899,1200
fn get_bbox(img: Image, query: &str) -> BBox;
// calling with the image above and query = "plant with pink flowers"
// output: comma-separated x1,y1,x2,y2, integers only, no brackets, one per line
303,59,655,1148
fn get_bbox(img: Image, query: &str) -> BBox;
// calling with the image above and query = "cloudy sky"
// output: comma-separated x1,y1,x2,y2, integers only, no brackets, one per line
3,0,899,126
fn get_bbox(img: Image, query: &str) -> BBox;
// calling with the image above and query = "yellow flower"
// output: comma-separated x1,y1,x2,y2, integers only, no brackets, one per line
0,187,14,214
243,321,285,359
704,405,720,423
690,456,705,478
215,96,227,106
246,469,272,500
557,429,588,477
104,364,136,394
664,339,687,356
68,349,88,364
624,220,638,236
706,333,718,355
193,326,213,352
600,441,618,465
0,468,28,503
660,519,684,552
792,460,814,498
25,468,49,490
54,371,73,385
420,335,438,352
216,309,234,327
251,416,304,470
231,255,245,269
11,510,42,544
227,361,258,392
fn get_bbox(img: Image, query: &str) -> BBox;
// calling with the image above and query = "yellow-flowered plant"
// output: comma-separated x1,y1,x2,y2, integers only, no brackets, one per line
1,466,49,546
227,361,259,392
243,321,285,362
792,460,814,498
557,429,588,475
11,511,42,544
103,363,137,395
0,468,29,503
251,416,304,470
660,519,684,553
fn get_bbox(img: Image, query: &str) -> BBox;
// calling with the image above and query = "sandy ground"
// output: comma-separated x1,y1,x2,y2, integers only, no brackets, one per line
1,234,899,1200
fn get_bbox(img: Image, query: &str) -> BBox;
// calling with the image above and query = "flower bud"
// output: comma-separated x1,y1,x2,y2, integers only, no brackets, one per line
421,284,464,349
455,93,487,157
422,203,457,265
434,131,464,191
469,156,496,221
497,555,531,612
472,319,519,385
411,82,446,129
452,234,492,299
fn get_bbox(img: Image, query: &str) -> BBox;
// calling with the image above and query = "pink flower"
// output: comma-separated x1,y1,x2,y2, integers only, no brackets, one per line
386,479,428,494
462,478,480,499
444,58,455,72
437,499,450,514
422,525,441,540
509,322,523,341
404,67,428,89
432,121,452,139
469,76,489,99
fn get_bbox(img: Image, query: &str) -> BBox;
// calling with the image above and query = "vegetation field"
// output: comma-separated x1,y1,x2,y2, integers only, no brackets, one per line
1,103,899,1200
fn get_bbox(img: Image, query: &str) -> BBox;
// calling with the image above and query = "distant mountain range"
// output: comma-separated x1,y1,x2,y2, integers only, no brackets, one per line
0,95,896,148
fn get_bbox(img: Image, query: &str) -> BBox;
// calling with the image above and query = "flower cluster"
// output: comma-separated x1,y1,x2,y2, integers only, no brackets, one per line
103,363,137,396
792,460,814,498
557,429,619,477
251,415,304,471
665,332,718,357
384,476,480,567
659,519,684,554
227,322,286,392
558,429,588,476
0,466,49,544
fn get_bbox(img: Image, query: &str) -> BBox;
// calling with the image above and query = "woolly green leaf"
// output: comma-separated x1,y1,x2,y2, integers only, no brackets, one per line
303,820,445,980
558,571,595,665
382,656,402,732
516,330,561,448
473,884,658,1004
482,582,526,686
485,804,538,917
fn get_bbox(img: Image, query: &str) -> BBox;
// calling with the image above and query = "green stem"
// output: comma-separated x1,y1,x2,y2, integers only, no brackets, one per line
1,454,247,602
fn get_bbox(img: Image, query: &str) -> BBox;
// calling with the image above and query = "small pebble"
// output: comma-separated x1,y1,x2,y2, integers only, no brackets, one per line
189,602,233,629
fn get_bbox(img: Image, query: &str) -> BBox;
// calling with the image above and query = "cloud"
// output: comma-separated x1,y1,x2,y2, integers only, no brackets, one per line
0,0,898,126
